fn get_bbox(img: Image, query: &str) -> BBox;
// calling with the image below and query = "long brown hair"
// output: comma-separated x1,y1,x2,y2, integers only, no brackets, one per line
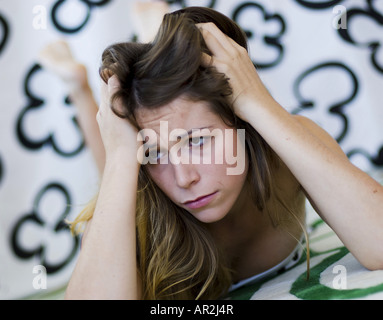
71,7,305,299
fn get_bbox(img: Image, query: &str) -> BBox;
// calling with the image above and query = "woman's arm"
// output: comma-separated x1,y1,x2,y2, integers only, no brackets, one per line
198,22,383,270
65,155,140,299
38,42,105,173
65,76,141,299
68,82,106,174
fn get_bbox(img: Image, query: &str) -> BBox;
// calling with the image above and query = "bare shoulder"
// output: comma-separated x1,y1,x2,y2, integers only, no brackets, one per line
293,115,348,160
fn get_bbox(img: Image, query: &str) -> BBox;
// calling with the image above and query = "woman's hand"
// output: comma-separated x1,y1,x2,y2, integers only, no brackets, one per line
197,22,274,120
97,75,141,165
198,24,383,271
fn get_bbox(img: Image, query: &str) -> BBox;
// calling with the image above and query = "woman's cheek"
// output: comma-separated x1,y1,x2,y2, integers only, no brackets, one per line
146,165,174,196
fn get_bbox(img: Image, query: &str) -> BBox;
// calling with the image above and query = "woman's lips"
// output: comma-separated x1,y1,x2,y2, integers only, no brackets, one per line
183,192,218,210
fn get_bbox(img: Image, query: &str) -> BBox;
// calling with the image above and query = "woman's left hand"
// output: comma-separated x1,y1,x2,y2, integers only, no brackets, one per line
197,22,274,120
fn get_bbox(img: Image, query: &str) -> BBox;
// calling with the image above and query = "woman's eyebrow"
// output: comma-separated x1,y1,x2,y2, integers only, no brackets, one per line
145,126,214,149
182,126,215,138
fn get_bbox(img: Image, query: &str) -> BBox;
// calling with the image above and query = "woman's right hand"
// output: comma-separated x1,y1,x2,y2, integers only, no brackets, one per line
97,75,141,166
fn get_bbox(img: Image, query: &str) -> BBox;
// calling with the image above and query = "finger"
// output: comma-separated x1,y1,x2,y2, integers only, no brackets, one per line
197,22,237,56
108,75,126,115
197,25,229,58
100,67,114,83
201,52,213,68
108,74,121,96
99,79,109,112
99,74,117,108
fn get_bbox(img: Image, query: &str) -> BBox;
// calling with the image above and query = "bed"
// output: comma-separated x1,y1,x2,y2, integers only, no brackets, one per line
228,170,383,300
27,171,383,301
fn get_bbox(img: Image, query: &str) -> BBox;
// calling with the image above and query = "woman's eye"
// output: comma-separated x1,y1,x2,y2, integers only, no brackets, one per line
189,136,206,147
145,149,166,163
155,151,165,160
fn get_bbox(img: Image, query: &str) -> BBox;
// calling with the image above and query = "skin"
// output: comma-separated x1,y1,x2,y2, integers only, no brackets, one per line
196,22,383,271
135,98,250,225
39,13,383,299
135,97,305,282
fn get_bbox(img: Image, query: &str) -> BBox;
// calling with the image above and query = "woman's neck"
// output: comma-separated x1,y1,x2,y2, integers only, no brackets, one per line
205,180,271,256
205,179,302,282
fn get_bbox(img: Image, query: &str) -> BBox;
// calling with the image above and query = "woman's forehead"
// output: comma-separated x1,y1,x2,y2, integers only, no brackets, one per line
135,96,220,131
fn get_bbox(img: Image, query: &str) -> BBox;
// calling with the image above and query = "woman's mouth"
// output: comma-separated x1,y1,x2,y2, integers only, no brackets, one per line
183,192,218,210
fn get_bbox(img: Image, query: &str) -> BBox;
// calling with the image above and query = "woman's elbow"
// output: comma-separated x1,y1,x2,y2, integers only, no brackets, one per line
358,251,383,271
363,260,383,271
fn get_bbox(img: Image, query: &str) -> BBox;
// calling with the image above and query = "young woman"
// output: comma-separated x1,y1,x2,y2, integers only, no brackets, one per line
39,7,383,300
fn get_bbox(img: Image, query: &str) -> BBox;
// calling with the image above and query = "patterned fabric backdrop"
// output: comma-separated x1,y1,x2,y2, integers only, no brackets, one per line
0,0,382,300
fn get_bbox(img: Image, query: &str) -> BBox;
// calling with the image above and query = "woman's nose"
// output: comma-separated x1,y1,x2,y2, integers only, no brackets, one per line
172,162,200,189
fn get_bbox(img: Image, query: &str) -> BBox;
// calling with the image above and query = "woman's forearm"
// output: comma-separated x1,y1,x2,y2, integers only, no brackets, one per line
242,98,383,269
65,155,140,299
69,84,106,174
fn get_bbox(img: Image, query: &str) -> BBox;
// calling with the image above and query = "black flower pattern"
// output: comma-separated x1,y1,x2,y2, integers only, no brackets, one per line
295,0,345,10
347,145,383,167
0,11,10,54
291,61,359,143
166,0,216,9
337,0,383,73
16,64,85,157
232,2,286,69
10,183,80,274
0,155,3,187
51,0,112,34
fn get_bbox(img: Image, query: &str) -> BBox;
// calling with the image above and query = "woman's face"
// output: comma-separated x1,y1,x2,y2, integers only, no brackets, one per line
135,95,249,224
